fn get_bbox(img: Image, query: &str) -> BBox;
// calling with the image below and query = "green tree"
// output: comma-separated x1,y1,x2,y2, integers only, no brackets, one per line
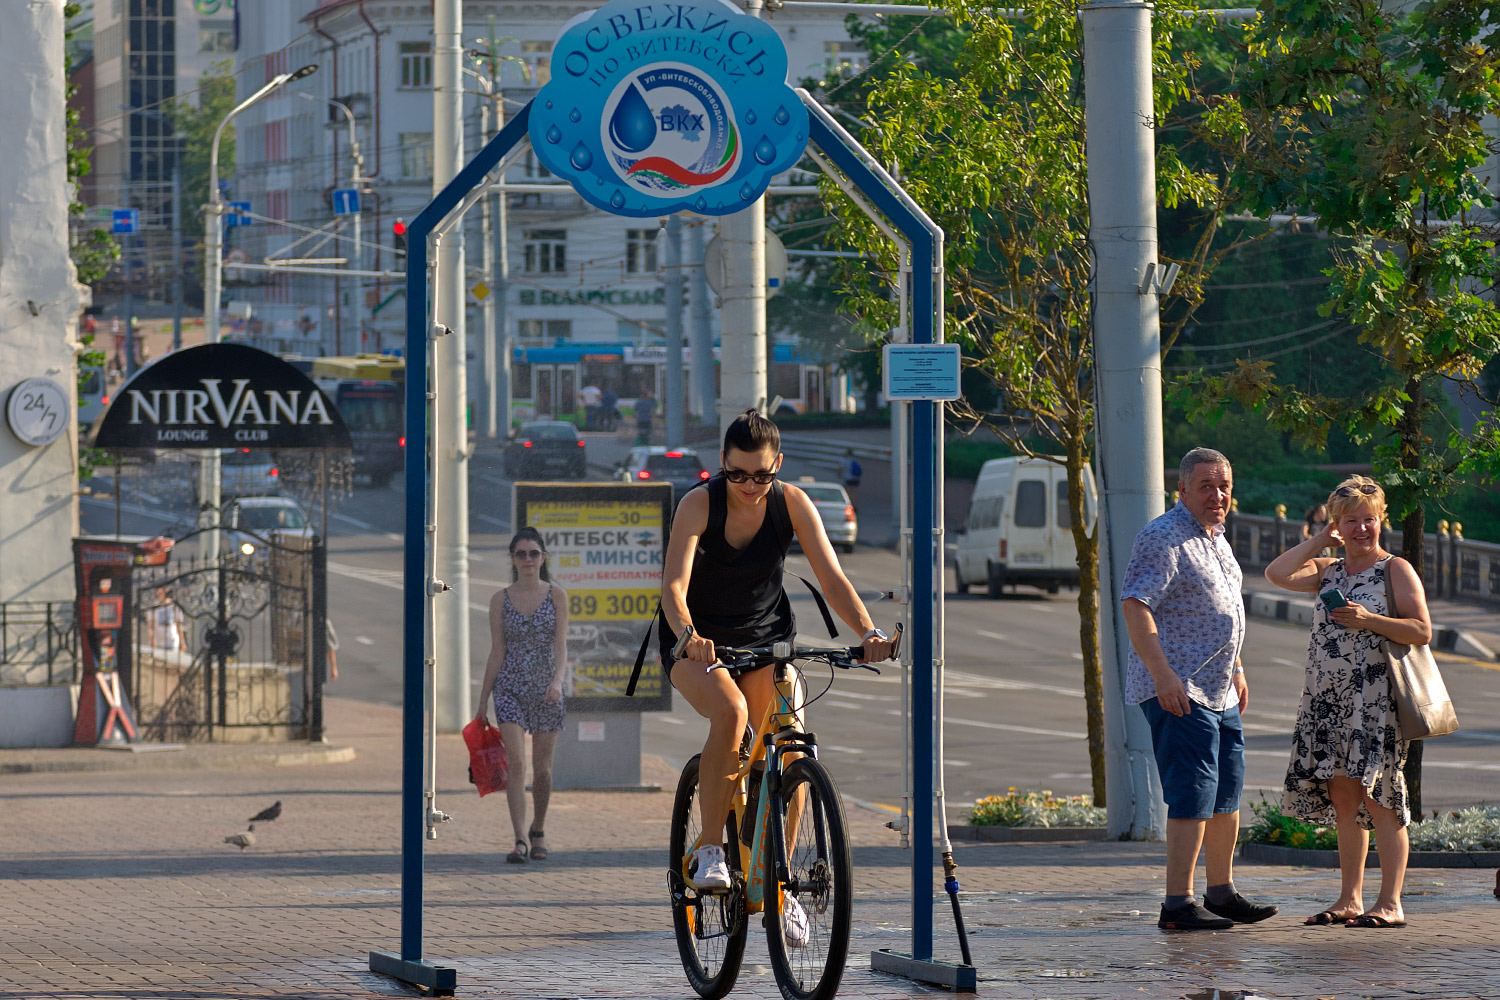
817,0,1250,804
64,1,118,287
168,59,238,282
1179,0,1500,816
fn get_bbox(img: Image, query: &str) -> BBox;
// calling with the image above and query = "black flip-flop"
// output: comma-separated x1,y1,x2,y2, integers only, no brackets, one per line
1305,910,1354,925
1346,914,1405,928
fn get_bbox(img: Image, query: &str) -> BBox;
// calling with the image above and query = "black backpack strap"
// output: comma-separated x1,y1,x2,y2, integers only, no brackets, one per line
793,574,839,639
626,602,662,697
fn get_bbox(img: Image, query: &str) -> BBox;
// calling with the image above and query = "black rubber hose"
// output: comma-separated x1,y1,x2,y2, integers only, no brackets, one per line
942,850,973,967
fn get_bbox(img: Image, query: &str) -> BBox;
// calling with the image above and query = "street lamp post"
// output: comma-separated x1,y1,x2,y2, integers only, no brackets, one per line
299,92,368,354
201,64,318,559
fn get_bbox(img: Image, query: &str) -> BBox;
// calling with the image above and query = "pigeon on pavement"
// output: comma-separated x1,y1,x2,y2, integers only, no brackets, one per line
224,825,256,852
248,800,282,824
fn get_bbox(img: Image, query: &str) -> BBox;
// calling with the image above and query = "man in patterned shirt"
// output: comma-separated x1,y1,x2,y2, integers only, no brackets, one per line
1122,447,1279,931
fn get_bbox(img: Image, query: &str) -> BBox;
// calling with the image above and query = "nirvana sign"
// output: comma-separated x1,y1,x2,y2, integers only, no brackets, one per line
91,343,353,450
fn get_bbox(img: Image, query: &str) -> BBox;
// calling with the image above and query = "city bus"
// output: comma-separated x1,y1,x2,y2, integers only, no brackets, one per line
311,355,405,487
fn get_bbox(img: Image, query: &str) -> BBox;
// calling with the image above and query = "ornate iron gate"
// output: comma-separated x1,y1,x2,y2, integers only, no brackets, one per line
128,528,327,742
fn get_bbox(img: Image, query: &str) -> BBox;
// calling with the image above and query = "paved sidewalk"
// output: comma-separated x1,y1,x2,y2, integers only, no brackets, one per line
5,696,1499,999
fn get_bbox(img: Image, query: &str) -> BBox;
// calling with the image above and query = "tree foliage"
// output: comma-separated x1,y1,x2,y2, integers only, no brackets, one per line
64,1,118,287
169,58,240,273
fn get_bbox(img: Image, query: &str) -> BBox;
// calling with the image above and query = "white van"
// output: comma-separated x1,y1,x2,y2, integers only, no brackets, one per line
953,457,1096,597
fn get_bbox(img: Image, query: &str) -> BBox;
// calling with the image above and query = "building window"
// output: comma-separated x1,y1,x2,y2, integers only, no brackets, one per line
521,41,552,86
625,229,659,274
524,229,567,274
518,320,571,344
400,42,432,88
199,20,234,53
264,120,286,163
522,151,551,179
400,133,433,179
823,41,867,76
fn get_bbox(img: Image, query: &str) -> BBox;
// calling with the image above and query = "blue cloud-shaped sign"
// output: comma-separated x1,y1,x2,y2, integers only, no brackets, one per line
529,0,808,218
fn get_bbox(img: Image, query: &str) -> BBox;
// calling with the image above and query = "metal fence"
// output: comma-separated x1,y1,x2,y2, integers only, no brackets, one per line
1228,512,1500,607
0,601,80,687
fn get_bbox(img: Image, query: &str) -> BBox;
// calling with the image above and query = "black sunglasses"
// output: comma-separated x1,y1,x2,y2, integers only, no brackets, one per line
722,468,777,485
512,548,545,559
1334,483,1380,497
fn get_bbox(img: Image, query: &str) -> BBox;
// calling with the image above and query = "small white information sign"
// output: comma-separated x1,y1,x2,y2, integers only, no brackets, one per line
882,343,962,401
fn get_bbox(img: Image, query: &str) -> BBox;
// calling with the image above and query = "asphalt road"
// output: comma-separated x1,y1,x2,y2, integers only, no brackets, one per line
82,439,1500,823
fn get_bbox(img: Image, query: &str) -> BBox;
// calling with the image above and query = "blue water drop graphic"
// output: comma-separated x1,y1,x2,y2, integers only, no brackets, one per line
694,196,708,212
569,143,594,170
610,191,627,209
569,108,582,123
753,136,777,165
773,105,790,126
608,85,657,154
545,125,563,145
740,183,756,202
745,109,757,125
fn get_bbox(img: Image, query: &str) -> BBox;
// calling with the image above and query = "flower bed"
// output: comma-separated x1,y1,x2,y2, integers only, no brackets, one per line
967,788,1106,828
1240,797,1500,866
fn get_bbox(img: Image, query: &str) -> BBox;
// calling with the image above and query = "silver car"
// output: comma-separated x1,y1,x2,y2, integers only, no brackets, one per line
223,495,311,558
793,479,857,553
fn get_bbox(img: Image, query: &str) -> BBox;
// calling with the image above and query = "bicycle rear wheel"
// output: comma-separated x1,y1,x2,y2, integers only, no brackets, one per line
765,756,852,1000
669,754,747,1000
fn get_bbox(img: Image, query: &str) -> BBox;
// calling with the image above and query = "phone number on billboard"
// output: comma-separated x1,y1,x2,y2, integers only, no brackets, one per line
569,589,657,620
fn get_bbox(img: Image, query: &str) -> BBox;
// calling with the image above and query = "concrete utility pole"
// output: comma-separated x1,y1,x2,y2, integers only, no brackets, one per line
433,0,471,732
664,216,685,448
689,221,715,422
1081,0,1167,840
171,165,183,351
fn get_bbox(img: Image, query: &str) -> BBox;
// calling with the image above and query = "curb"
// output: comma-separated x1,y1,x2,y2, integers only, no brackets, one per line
1241,589,1497,661
949,825,1109,843
0,742,356,774
1239,842,1500,868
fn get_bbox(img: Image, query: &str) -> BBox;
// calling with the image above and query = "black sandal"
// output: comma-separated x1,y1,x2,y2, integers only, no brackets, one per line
529,828,548,861
506,839,529,864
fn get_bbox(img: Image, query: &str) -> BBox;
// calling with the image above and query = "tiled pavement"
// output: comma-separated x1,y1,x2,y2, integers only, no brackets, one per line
3,698,1497,999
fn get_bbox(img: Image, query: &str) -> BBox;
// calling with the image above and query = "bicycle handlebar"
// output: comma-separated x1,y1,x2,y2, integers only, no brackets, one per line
713,623,903,672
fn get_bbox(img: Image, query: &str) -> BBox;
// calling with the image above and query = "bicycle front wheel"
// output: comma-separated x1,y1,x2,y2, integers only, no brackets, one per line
669,753,747,1000
765,756,852,1000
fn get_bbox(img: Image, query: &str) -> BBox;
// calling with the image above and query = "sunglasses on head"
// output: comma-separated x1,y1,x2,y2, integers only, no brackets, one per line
1334,483,1380,497
513,548,545,559
722,468,777,485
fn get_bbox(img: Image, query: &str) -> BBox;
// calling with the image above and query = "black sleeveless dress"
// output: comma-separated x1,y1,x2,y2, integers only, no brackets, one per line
659,475,796,671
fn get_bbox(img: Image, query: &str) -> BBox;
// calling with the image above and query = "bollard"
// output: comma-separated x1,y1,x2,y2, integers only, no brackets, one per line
1450,522,1463,597
1436,521,1449,598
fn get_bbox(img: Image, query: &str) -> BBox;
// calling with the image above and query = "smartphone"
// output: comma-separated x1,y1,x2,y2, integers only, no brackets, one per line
1319,588,1348,628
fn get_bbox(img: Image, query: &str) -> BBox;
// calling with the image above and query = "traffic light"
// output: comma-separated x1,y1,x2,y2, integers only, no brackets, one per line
392,218,407,260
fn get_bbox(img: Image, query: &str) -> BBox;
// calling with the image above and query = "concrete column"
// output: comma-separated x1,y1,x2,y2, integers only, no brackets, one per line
717,204,766,435
664,216,685,448
0,1,81,603
689,220,715,422
433,0,471,731
1081,0,1167,840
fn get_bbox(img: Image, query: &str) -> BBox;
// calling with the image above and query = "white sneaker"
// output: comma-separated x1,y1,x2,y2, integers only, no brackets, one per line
690,844,732,891
781,893,810,947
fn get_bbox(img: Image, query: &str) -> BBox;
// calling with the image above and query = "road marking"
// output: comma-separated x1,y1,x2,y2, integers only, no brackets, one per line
481,474,511,488
977,630,1007,641
945,668,1083,699
356,635,374,646
81,496,175,521
946,759,972,767
384,532,402,542
1242,723,1288,734
822,700,865,711
649,715,686,726
821,745,865,755
823,690,894,702
476,513,510,528
947,717,1086,739
1271,657,1303,668
1434,651,1500,672
332,512,374,530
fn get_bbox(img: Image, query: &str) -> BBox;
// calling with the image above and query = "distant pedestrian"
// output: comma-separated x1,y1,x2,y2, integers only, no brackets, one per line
1302,503,1328,540
839,449,862,509
1265,476,1429,928
578,384,601,429
1121,447,1278,931
635,388,655,446
325,619,339,682
600,386,619,431
146,587,188,652
473,527,569,863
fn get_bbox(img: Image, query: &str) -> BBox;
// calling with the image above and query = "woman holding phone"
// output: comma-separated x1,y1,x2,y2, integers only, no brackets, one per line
1265,476,1432,929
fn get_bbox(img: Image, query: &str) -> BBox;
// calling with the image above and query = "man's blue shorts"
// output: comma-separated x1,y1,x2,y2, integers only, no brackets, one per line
1139,697,1245,820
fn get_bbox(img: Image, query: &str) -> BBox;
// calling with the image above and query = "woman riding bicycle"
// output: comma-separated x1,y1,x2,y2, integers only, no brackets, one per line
660,409,895,899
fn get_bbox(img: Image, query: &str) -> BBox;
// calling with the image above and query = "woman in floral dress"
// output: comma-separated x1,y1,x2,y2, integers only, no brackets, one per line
1265,476,1432,928
475,526,569,863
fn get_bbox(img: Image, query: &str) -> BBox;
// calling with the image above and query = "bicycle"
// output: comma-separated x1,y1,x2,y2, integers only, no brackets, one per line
667,626,902,1000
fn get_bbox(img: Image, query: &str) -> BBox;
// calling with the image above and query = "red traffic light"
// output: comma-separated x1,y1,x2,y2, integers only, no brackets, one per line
392,219,407,235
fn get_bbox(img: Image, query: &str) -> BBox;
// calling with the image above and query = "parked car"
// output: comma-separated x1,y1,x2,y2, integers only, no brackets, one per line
791,478,857,553
615,447,711,505
223,495,311,558
220,448,281,497
952,456,1096,598
78,366,107,437
504,421,587,479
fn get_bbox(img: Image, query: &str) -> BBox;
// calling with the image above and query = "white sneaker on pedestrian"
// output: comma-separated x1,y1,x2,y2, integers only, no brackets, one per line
690,844,732,891
781,893,810,947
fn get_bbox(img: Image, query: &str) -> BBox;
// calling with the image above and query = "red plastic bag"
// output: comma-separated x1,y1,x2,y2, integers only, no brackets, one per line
462,718,509,796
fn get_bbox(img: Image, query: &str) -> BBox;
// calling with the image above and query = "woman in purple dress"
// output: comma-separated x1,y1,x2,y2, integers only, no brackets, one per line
475,526,570,863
